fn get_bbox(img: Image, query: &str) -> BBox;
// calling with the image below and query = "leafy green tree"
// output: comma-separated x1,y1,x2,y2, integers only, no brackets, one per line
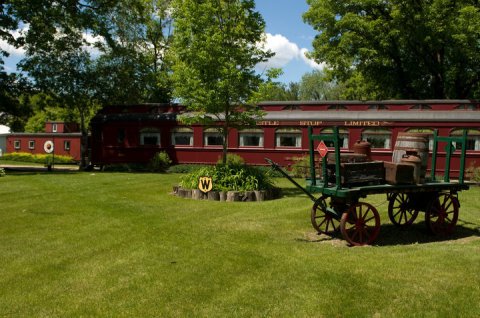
298,70,343,100
171,0,272,164
252,68,288,101
304,0,480,99
94,0,174,104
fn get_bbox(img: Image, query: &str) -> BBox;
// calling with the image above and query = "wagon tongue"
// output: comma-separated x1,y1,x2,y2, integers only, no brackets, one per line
264,158,316,202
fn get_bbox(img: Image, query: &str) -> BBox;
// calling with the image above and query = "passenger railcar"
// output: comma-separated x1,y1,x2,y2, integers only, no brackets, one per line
89,100,480,176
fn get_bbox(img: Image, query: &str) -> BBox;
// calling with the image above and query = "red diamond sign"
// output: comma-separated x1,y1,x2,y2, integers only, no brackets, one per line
317,141,329,158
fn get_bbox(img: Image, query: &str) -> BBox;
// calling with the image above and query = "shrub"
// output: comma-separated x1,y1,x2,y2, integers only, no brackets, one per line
289,156,311,178
466,161,480,182
149,151,172,173
167,164,209,174
179,163,276,191
0,152,76,164
216,153,245,166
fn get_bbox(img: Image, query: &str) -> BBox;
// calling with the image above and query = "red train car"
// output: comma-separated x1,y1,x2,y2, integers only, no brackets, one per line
6,122,82,161
89,100,480,176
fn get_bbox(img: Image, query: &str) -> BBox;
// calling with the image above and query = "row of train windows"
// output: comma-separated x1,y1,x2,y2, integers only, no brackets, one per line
13,140,71,150
130,128,480,151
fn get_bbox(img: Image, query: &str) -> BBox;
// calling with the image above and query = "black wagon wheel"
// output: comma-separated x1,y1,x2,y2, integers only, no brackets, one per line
340,202,381,246
425,193,459,236
388,193,419,228
311,196,340,235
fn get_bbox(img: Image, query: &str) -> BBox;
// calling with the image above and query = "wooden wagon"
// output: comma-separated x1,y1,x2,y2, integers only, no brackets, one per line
266,127,471,246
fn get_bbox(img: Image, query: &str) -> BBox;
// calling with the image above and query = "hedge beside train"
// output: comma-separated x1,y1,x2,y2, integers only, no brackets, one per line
89,100,480,175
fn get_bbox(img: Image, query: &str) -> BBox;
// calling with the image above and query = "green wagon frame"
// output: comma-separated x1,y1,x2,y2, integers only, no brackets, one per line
266,127,470,246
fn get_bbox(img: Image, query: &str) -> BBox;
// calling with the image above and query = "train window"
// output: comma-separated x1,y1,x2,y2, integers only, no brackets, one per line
117,129,125,144
368,105,389,110
64,140,71,150
450,129,480,151
455,104,478,110
409,104,432,110
171,127,193,146
276,128,302,148
140,128,161,146
204,128,224,146
14,140,20,149
406,128,434,150
327,105,347,110
320,128,349,148
28,140,35,149
362,129,391,149
239,129,264,147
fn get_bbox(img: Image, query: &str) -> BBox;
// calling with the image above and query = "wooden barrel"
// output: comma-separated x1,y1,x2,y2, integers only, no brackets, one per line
392,132,429,181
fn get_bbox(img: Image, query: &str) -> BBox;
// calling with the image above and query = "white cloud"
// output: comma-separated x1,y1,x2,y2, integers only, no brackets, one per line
258,33,323,71
0,28,26,58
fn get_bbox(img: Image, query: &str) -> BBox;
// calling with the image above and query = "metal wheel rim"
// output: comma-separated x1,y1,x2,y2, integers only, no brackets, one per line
388,193,419,227
311,196,340,235
425,193,459,236
340,202,381,246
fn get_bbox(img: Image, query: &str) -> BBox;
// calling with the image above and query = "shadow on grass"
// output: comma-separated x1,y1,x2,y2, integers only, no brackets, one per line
299,219,480,247
374,220,480,246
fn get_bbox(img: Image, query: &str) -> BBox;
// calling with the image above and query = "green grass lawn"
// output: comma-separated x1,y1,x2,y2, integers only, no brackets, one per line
1,172,479,317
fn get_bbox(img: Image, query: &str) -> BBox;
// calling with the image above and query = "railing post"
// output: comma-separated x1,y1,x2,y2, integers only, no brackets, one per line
308,126,316,186
431,129,438,181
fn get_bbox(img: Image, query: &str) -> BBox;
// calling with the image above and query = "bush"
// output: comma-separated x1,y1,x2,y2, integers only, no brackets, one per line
149,151,172,173
466,161,480,182
216,153,245,165
289,156,312,178
180,163,276,191
167,164,209,174
0,152,76,164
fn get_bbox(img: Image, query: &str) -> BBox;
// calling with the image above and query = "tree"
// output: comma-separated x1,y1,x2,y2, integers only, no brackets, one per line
94,0,174,104
298,70,343,100
7,0,174,166
171,0,272,164
304,0,480,99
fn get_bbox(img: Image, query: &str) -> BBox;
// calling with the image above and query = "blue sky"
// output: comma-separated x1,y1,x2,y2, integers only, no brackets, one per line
255,0,321,84
1,0,319,84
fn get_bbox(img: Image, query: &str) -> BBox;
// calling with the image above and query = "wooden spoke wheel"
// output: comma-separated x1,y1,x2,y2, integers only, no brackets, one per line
340,202,381,246
425,193,459,236
388,193,419,228
311,196,340,235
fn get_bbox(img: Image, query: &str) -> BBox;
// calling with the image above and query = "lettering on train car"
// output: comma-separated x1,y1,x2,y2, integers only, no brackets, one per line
299,121,324,126
257,121,280,126
344,121,381,127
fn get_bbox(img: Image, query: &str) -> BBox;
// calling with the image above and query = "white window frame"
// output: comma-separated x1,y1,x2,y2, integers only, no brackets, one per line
204,128,224,147
52,123,58,132
275,128,302,148
64,140,71,150
171,128,194,146
140,129,161,146
320,128,349,149
28,140,35,150
239,129,264,147
450,129,480,151
362,129,392,149
14,140,20,149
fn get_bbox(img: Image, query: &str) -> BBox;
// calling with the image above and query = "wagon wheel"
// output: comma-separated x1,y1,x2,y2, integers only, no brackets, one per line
311,196,340,235
340,202,381,246
425,193,459,236
388,193,419,228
